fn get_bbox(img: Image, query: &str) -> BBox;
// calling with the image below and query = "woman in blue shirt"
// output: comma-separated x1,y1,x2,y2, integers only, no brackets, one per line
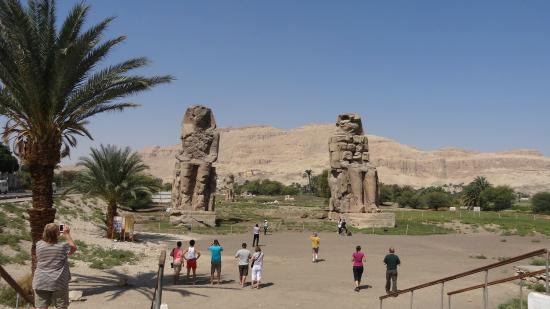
208,239,224,284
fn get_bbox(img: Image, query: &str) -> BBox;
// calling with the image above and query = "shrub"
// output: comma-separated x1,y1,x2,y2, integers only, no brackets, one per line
423,191,450,210
397,191,422,209
0,274,32,307
480,186,515,211
532,192,550,213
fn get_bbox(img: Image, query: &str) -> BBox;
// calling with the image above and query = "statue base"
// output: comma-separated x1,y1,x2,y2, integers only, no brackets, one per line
329,212,395,229
170,210,216,227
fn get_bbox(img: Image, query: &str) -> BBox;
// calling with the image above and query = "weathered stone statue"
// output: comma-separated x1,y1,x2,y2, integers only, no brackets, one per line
327,113,394,228
221,174,236,202
328,113,379,214
171,105,219,225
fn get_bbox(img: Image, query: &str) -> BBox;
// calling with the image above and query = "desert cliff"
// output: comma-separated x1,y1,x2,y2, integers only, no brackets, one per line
139,124,550,194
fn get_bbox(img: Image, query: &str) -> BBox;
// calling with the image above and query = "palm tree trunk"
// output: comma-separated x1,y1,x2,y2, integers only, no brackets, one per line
28,164,56,275
106,200,117,239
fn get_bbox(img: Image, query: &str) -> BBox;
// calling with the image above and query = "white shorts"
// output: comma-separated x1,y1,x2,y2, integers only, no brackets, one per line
251,265,262,281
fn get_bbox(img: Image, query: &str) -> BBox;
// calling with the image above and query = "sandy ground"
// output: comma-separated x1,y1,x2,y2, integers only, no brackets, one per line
44,231,549,309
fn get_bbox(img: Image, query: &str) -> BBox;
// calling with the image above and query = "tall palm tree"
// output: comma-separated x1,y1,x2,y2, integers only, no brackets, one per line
0,0,172,272
303,169,313,192
462,176,491,209
71,145,160,238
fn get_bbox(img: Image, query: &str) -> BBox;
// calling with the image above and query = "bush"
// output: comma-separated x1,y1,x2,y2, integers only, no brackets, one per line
532,192,550,213
236,179,298,196
397,191,422,209
0,274,32,307
423,191,450,210
480,186,515,211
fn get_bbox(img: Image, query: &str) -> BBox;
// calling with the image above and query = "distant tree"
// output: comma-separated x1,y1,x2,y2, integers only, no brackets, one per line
311,170,330,198
532,192,550,213
16,165,31,190
53,170,80,188
0,144,19,173
303,170,313,192
480,186,515,211
423,191,450,210
71,145,160,238
397,191,422,209
462,176,492,208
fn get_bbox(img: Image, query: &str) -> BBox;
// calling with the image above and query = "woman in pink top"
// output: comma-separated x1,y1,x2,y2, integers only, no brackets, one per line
170,241,184,284
352,245,365,292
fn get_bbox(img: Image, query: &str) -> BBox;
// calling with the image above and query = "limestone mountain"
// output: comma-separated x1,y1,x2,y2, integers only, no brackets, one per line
139,124,550,194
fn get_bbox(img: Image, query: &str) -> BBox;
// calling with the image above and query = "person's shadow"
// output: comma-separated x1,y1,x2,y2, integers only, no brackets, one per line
358,284,372,291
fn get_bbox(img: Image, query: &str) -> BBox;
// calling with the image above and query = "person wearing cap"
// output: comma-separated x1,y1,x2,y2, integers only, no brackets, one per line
263,219,269,235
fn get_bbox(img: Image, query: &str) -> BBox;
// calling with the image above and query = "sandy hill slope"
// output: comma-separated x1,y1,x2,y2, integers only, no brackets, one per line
139,124,550,194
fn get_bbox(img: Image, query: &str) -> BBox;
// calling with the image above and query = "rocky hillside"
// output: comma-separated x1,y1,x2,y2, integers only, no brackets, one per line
139,124,550,194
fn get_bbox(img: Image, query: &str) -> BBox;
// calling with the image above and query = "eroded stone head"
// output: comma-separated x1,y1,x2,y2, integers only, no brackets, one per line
182,105,216,136
335,113,363,135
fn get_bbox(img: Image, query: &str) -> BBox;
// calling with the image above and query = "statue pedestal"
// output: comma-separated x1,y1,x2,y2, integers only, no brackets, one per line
170,210,216,227
329,212,395,229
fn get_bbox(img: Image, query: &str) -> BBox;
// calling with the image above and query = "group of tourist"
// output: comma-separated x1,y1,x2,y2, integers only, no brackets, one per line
170,237,266,288
309,232,401,293
29,221,400,309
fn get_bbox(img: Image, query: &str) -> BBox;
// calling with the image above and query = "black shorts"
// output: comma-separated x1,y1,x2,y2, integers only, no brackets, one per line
239,265,249,277
353,266,364,281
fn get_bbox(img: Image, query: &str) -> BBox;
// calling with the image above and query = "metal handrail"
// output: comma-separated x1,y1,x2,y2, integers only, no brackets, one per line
379,248,548,309
380,248,547,300
447,269,546,295
151,250,166,309
0,265,34,305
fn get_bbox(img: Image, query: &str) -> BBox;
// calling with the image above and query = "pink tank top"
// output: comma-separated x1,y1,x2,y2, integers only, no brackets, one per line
172,248,183,263
353,252,365,267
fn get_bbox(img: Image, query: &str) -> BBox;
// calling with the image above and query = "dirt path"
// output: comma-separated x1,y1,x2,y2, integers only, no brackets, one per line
61,232,549,309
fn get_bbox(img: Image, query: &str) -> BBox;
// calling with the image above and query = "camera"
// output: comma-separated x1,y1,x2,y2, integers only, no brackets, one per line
59,224,64,232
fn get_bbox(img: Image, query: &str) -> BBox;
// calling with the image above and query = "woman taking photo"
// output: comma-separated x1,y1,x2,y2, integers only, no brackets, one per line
33,223,77,309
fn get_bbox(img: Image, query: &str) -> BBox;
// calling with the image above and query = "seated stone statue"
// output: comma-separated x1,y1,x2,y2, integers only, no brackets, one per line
328,113,379,214
171,105,219,212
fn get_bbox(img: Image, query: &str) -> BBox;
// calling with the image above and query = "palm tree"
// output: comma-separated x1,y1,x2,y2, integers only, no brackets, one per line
0,0,172,272
71,145,160,238
303,169,313,192
462,176,491,209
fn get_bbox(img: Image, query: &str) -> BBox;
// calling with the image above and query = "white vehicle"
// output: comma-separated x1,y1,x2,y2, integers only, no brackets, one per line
0,180,8,194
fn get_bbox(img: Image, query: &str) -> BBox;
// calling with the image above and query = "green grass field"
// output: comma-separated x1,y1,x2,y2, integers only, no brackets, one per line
136,195,550,237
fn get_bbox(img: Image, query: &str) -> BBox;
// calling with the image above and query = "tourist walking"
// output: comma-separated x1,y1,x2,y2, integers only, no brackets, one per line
337,219,343,235
384,247,401,294
182,239,201,284
352,245,365,292
252,224,260,247
310,232,320,262
251,246,264,289
170,241,184,284
33,223,77,309
341,219,348,235
263,219,269,235
208,239,224,284
235,243,252,287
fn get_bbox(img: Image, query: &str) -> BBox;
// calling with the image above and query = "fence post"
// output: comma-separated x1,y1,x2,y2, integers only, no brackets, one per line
405,224,409,236
379,299,383,309
154,250,166,309
448,295,451,309
440,282,444,309
519,280,523,309
546,250,549,294
410,290,414,309
483,270,488,309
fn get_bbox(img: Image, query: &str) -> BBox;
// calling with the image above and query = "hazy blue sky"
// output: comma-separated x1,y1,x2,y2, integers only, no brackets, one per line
45,1,550,162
